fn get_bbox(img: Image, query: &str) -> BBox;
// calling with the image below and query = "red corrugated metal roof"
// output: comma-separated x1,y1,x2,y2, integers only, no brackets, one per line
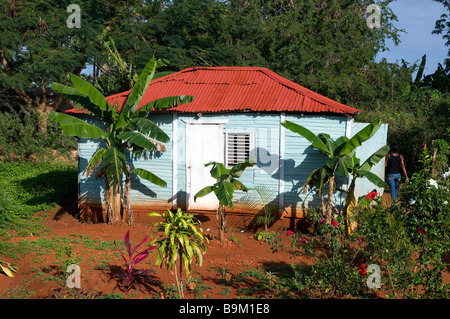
65,67,360,115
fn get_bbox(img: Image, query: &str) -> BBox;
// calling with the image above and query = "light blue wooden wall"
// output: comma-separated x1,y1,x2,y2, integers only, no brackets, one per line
77,112,349,216
351,122,388,199
283,115,347,215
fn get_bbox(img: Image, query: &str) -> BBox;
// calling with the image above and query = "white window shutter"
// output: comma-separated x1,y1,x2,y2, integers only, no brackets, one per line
225,132,255,168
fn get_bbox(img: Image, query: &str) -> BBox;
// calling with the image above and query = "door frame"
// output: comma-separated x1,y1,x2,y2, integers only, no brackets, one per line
182,118,229,210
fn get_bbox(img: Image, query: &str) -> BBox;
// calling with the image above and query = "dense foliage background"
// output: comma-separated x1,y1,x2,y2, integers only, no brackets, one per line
0,0,449,173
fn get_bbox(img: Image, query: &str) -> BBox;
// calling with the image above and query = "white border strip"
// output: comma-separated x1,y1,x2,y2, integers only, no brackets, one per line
172,113,178,209
279,112,285,211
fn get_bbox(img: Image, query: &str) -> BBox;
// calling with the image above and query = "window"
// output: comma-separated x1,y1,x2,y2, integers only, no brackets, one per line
225,132,255,168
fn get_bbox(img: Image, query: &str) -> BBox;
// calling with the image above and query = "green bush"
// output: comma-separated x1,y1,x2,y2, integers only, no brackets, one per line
354,148,450,298
0,104,76,162
286,209,370,298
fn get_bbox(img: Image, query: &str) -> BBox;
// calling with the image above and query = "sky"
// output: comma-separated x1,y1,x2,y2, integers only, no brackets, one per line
375,0,448,76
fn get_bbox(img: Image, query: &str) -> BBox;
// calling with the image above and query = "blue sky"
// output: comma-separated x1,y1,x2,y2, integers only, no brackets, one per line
376,0,448,76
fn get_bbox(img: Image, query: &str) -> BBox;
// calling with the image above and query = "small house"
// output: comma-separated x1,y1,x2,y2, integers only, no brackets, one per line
67,67,387,226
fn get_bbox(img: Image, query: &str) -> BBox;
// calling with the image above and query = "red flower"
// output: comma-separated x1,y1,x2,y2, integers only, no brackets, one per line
301,237,308,243
357,237,363,244
286,230,293,236
359,263,367,275
332,221,339,227
416,227,427,236
365,191,378,200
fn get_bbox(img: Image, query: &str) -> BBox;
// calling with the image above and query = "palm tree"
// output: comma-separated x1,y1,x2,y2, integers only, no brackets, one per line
281,118,382,223
49,57,193,225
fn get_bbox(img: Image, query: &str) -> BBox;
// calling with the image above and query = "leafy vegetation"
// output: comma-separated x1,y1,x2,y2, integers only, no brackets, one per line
194,159,255,242
114,231,156,292
0,161,77,236
353,148,450,298
281,118,388,225
49,56,193,225
149,208,208,299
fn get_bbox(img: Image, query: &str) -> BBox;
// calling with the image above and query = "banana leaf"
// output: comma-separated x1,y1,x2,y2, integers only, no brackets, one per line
205,161,231,179
338,118,381,155
359,145,390,172
129,117,170,143
229,158,256,177
117,131,157,151
48,111,107,139
51,83,111,120
356,170,388,188
84,147,106,177
69,73,111,112
102,146,127,186
133,168,167,187
116,57,160,129
194,185,214,201
281,120,330,155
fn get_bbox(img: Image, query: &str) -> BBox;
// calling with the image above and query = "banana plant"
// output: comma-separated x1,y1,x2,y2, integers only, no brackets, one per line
194,159,255,242
339,144,390,233
281,118,382,223
49,56,193,225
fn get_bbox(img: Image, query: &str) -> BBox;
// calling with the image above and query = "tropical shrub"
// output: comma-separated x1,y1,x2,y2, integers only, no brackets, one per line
114,231,156,292
285,208,370,298
354,148,450,298
0,103,76,162
149,208,207,299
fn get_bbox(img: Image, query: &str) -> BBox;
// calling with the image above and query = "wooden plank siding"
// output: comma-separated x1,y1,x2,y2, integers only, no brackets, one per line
282,114,348,218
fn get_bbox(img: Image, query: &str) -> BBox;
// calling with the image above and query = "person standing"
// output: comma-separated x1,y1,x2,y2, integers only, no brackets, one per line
385,143,409,203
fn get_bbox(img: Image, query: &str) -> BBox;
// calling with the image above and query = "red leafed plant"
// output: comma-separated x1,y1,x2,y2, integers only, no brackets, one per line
114,231,156,291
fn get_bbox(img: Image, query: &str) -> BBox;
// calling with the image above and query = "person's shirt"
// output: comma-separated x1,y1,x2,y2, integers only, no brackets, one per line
387,153,402,174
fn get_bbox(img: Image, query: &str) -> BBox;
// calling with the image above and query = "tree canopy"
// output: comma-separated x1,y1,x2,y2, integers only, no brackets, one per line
0,0,448,174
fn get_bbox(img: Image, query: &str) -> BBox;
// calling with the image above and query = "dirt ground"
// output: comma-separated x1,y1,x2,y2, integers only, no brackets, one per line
0,197,449,300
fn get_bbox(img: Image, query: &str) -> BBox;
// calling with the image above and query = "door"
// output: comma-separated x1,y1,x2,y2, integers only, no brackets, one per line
187,123,223,210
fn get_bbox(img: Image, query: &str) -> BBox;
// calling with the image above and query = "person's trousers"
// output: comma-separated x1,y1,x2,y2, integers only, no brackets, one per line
387,173,401,202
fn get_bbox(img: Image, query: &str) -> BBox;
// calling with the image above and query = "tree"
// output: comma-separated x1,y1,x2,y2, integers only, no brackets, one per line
222,0,402,104
281,118,382,223
194,159,255,242
433,0,450,57
49,57,193,225
0,0,126,132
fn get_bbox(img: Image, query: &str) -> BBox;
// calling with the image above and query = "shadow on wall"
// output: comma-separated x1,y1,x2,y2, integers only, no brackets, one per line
234,147,346,232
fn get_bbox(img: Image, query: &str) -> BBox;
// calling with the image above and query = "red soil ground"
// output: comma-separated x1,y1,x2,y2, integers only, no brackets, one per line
0,197,449,300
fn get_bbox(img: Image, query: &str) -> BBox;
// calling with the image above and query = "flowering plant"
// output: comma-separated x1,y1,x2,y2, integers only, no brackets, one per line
358,190,379,206
365,191,378,200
